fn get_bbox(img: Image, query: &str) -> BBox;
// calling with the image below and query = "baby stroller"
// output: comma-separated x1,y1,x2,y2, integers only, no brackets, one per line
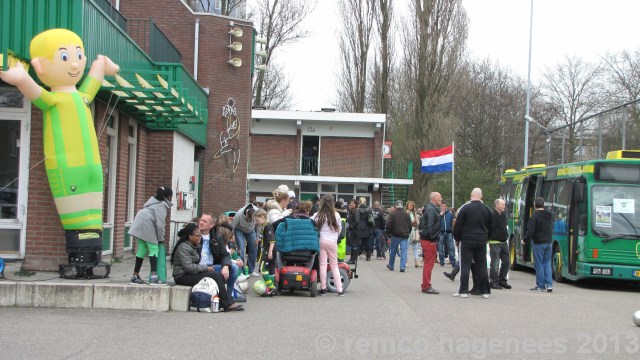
274,215,320,297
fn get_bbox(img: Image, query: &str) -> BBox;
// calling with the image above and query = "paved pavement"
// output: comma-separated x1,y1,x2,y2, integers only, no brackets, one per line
2,253,640,359
2,253,172,284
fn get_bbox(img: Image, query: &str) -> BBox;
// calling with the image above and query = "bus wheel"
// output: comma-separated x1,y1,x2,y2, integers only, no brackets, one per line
509,238,521,270
552,244,564,283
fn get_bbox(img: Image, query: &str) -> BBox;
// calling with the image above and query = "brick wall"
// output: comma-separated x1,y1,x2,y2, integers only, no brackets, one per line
119,0,253,215
23,106,66,271
320,137,375,177
249,134,298,174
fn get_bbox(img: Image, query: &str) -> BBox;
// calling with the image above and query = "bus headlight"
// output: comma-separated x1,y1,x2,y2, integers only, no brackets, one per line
591,267,613,276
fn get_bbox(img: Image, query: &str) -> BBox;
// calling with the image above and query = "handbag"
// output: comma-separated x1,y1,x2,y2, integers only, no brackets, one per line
411,228,420,244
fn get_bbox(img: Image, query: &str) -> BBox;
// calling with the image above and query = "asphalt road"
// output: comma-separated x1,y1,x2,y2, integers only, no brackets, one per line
2,258,639,360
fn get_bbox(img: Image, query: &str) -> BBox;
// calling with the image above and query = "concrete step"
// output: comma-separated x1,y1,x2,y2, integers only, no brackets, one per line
0,281,191,312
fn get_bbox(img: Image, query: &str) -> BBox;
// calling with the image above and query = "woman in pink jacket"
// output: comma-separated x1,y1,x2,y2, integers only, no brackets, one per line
312,194,345,296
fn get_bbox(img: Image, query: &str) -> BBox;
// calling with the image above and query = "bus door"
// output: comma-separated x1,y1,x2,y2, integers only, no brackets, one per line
567,180,584,275
522,175,542,262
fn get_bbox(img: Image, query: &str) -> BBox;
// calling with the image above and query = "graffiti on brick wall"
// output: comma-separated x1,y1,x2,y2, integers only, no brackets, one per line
213,98,240,173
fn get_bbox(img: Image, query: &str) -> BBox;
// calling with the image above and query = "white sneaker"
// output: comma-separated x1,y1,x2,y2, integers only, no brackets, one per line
250,272,261,277
190,306,212,313
236,274,250,283
482,294,490,299
453,293,468,298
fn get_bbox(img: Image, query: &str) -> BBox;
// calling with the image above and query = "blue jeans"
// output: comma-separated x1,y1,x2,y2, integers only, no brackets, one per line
373,229,383,255
235,229,257,273
438,232,457,266
213,263,238,293
388,236,408,270
533,243,553,289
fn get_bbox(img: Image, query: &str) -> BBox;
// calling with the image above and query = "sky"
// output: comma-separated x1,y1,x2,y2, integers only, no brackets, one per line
273,0,640,112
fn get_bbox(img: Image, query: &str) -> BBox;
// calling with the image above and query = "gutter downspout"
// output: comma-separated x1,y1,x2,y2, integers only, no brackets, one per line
194,19,200,80
381,117,386,178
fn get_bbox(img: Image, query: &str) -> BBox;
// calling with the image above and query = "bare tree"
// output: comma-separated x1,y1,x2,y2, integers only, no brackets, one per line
454,60,527,170
393,0,467,202
334,0,377,112
541,56,604,162
252,62,294,109
368,0,394,115
602,50,640,149
251,0,316,108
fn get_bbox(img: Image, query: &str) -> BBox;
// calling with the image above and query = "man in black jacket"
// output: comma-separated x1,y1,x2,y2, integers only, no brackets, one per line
385,200,412,272
198,214,244,301
489,198,511,290
523,197,554,292
418,192,442,294
451,188,493,299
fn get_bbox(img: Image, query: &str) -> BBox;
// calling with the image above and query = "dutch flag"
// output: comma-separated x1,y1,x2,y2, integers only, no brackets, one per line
420,145,453,173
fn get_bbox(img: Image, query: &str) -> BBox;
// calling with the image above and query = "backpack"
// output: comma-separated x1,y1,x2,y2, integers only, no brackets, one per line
190,277,219,311
354,209,374,238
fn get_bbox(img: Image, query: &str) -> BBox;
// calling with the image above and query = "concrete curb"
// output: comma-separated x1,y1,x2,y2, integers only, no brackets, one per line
0,281,192,312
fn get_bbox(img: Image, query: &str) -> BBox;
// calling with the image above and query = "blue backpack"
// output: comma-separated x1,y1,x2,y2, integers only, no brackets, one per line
190,292,211,311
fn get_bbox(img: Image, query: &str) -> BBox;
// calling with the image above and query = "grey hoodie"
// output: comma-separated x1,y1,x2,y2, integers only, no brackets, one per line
232,204,259,233
129,196,172,244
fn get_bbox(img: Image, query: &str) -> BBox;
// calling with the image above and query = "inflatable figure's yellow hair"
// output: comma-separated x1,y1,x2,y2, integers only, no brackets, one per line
30,28,84,60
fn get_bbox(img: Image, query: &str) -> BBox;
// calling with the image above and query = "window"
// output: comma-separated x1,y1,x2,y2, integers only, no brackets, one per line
553,180,572,235
591,185,640,237
102,112,118,254
540,180,555,211
126,121,137,223
0,120,20,220
321,184,335,193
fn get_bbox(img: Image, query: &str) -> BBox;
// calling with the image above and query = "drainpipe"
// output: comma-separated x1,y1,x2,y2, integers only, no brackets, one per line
381,117,386,178
194,19,200,80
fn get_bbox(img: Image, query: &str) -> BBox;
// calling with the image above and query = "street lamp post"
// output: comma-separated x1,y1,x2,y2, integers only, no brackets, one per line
525,115,551,165
524,0,534,167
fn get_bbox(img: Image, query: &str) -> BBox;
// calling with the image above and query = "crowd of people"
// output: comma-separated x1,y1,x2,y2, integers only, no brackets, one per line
127,184,554,311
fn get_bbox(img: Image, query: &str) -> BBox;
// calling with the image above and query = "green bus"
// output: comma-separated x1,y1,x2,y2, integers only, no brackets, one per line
499,150,640,282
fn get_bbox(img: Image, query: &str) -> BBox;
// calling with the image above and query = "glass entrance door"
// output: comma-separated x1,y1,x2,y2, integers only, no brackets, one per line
0,119,21,254
0,87,28,258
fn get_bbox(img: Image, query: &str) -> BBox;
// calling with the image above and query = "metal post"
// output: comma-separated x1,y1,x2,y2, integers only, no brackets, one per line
622,108,627,150
547,133,551,165
598,115,602,158
561,128,565,163
523,0,534,167
579,120,584,161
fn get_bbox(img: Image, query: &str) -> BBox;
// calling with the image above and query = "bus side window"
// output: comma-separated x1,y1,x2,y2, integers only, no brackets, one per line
578,193,588,235
508,183,517,219
554,180,571,236
541,180,555,212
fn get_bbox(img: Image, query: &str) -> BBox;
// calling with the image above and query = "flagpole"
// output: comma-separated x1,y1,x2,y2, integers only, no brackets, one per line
452,141,455,208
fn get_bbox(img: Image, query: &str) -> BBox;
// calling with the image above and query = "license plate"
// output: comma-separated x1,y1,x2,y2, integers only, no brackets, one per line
296,274,302,281
634,270,640,277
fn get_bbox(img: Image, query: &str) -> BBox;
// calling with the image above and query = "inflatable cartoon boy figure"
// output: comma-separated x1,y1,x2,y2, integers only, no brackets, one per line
0,28,119,258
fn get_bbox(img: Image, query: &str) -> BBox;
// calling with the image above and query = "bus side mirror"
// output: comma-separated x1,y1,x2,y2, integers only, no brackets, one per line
572,182,584,203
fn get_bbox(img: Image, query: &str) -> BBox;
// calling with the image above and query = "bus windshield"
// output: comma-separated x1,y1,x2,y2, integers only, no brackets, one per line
592,185,640,239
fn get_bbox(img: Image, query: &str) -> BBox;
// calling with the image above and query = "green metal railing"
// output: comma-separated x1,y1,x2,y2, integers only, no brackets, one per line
127,19,181,63
383,159,413,179
94,0,127,31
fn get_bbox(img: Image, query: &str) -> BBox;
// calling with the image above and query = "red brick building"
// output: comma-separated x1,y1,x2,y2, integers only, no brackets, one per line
249,110,413,206
0,0,253,270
